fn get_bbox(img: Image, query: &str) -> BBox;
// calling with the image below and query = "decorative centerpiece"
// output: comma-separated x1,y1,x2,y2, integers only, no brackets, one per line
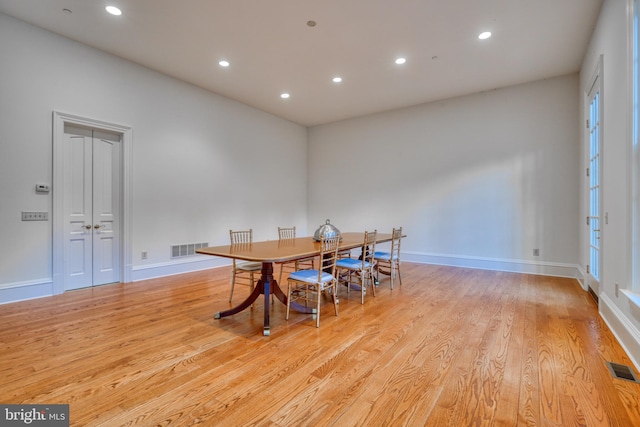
313,219,342,241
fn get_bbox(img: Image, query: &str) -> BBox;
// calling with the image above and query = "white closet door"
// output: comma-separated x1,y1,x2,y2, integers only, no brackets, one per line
63,125,121,290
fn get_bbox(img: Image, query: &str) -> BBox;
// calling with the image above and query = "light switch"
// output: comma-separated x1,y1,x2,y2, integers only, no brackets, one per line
22,211,48,221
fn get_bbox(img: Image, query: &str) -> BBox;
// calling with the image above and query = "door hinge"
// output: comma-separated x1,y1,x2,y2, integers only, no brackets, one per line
587,216,590,226
586,264,590,274
586,167,590,177
586,119,590,129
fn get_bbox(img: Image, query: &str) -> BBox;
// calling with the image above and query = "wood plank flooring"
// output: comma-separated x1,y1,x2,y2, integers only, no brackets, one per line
1,263,639,426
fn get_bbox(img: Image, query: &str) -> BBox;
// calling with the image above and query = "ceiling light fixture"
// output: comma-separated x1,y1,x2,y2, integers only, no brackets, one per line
280,93,290,99
478,31,492,40
332,77,342,83
105,6,122,16
395,57,407,65
218,60,230,67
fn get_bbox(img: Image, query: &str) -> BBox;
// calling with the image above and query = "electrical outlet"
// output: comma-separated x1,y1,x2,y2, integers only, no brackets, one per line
141,251,148,260
533,248,540,256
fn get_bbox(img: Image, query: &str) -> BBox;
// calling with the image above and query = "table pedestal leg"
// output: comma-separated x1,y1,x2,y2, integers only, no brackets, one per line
262,267,271,336
215,261,315,335
214,282,263,318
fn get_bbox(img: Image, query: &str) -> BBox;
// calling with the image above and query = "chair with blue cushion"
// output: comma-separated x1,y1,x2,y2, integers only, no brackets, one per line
228,229,262,302
336,230,377,304
286,234,340,328
374,227,403,289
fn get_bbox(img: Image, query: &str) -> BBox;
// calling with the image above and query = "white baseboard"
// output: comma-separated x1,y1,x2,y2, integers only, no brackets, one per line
599,293,640,371
575,265,587,290
0,278,54,305
403,251,581,279
0,257,230,305
131,256,229,281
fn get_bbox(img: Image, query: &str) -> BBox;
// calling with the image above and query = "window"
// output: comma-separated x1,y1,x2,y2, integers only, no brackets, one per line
588,89,601,283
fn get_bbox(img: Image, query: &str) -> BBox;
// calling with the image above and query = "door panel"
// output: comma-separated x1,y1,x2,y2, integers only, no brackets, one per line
64,131,93,290
69,237,88,276
92,135,121,285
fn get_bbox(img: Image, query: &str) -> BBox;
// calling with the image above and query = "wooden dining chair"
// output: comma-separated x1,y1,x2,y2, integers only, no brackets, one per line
286,234,340,328
374,227,403,289
277,226,315,285
228,229,262,302
336,230,377,304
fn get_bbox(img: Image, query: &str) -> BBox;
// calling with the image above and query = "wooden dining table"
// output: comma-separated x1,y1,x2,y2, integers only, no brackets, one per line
197,232,398,335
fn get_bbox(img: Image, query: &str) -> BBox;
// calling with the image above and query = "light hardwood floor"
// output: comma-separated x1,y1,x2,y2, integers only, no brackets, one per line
1,263,640,426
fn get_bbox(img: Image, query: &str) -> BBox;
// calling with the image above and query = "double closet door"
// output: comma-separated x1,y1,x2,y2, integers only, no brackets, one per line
63,125,122,290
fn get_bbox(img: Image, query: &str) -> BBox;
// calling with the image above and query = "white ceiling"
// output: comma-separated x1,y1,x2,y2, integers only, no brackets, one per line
0,0,603,127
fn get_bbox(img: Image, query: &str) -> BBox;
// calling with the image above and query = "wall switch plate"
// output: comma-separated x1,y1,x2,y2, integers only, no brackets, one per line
22,211,48,221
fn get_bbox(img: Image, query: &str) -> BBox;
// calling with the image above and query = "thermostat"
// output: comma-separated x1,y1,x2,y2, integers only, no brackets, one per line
35,184,50,194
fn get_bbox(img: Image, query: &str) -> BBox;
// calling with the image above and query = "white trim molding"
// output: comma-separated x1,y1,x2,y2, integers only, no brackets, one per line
0,256,228,304
600,292,640,371
0,278,53,305
403,251,581,279
132,256,230,282
622,289,640,309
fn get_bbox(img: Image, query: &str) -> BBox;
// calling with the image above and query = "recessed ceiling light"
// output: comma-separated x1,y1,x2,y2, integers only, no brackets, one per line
219,60,230,67
332,77,342,83
280,93,290,99
395,57,407,65
105,6,122,16
478,31,492,40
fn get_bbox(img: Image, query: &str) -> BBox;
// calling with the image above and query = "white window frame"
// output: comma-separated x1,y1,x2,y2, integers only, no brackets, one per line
629,0,640,298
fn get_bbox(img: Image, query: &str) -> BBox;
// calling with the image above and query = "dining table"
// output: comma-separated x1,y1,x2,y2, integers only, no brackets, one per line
197,231,399,336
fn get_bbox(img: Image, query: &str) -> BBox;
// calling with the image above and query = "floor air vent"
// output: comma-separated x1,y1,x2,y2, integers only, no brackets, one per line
606,361,640,383
171,242,209,259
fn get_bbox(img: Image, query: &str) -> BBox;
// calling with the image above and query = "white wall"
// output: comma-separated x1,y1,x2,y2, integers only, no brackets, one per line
580,0,640,368
7,6,633,365
0,13,308,302
3,2,636,366
308,74,580,277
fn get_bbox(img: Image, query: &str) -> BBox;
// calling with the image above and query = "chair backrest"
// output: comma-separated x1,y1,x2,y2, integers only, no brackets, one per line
230,229,253,245
391,227,402,260
363,230,377,267
278,226,296,240
318,234,341,281
229,229,253,268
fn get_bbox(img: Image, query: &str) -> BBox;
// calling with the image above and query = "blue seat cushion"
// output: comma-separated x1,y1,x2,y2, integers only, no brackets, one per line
289,269,334,284
373,251,397,261
336,258,372,269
